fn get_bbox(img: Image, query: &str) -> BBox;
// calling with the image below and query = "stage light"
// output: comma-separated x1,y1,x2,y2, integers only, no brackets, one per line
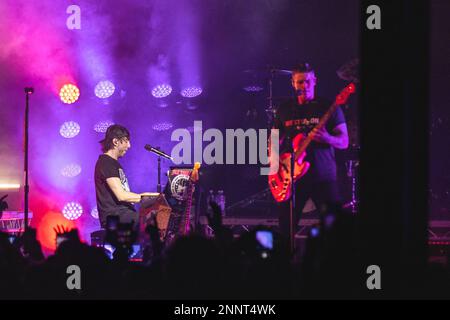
90,207,99,219
151,84,172,98
38,211,76,251
181,86,202,98
94,120,114,133
59,84,80,104
60,121,80,138
244,85,264,92
157,101,169,108
62,202,83,220
152,121,173,131
186,101,198,110
0,183,20,189
95,80,115,99
61,163,82,178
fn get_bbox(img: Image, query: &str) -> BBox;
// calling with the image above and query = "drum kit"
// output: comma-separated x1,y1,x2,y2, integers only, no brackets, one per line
241,59,360,213
242,67,293,128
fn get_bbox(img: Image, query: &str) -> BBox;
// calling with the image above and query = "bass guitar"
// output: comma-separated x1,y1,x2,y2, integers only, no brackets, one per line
268,83,356,202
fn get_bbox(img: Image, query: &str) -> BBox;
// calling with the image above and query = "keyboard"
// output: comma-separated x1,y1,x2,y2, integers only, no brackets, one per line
0,211,33,233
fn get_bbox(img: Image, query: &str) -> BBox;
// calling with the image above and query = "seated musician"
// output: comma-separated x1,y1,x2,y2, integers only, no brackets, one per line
94,124,153,229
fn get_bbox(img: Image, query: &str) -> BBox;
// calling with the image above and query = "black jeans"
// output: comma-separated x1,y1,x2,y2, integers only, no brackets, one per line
100,209,139,230
278,179,341,239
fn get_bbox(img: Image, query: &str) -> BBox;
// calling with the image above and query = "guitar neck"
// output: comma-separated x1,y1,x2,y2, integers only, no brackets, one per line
180,162,200,235
180,181,195,235
295,101,340,157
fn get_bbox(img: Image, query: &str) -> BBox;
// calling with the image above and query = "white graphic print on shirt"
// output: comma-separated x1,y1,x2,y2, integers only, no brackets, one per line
118,168,130,192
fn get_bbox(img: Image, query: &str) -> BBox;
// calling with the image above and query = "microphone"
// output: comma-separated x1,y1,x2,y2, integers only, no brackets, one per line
24,87,34,94
144,144,173,160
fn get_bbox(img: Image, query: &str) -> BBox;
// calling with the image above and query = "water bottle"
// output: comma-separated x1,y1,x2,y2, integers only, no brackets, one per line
216,190,226,216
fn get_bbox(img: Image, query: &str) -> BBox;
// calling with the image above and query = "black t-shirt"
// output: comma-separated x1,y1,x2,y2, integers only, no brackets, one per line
274,97,346,182
94,154,136,227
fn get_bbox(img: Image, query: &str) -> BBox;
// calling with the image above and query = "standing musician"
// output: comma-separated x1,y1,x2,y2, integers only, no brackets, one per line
272,63,349,239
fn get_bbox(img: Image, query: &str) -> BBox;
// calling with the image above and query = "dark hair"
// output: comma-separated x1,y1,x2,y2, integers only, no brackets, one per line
291,62,315,75
100,124,130,153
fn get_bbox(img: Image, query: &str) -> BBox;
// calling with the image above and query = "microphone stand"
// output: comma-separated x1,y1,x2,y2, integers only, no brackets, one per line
266,71,296,254
279,132,296,255
24,87,34,232
345,159,359,214
157,156,161,193
286,134,296,255
265,68,276,129
144,145,173,193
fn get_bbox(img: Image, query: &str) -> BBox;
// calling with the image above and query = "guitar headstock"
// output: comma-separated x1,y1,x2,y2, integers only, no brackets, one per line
335,82,356,105
191,162,201,182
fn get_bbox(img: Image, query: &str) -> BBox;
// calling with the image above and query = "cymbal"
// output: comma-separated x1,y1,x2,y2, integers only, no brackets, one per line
270,68,292,75
243,68,292,76
337,58,359,83
266,95,292,100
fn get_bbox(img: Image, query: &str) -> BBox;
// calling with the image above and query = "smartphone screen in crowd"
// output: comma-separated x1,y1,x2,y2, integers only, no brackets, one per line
256,230,273,250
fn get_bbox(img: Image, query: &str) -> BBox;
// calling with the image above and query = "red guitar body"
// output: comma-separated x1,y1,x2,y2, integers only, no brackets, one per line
268,133,310,202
